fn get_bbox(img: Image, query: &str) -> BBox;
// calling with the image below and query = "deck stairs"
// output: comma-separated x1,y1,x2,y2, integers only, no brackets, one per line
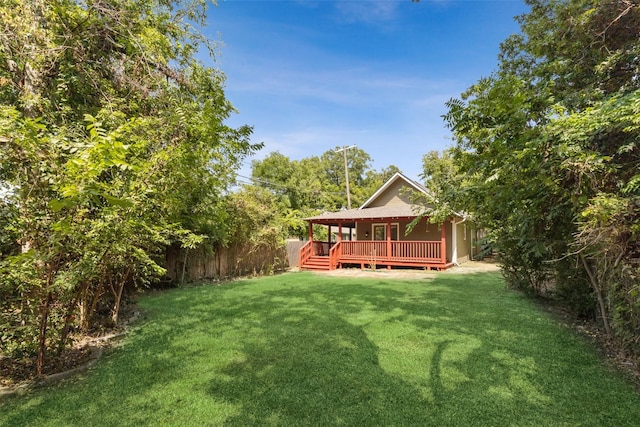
300,256,331,271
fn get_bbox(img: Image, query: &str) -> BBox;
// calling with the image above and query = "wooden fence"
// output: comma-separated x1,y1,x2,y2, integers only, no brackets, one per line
285,239,306,268
164,241,289,282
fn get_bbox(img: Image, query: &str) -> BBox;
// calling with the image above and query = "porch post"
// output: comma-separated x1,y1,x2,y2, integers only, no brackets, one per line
441,222,447,264
328,225,332,245
386,221,392,269
309,222,313,243
338,222,343,242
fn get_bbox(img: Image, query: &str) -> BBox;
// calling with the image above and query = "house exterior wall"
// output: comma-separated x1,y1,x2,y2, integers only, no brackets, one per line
455,221,470,263
356,218,443,242
354,218,480,265
451,221,482,263
404,218,443,241
365,179,413,208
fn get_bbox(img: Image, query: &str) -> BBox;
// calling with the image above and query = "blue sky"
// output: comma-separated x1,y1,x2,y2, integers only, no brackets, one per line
204,0,529,180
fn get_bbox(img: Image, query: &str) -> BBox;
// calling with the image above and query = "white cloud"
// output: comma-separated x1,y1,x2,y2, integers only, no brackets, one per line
334,1,401,24
227,51,460,111
213,0,521,179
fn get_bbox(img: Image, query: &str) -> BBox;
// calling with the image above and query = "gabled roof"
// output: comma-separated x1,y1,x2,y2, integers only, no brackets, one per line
361,171,466,220
359,172,430,209
305,172,432,225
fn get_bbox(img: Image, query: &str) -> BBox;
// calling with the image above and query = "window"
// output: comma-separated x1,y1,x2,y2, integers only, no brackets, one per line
373,224,385,241
372,223,399,241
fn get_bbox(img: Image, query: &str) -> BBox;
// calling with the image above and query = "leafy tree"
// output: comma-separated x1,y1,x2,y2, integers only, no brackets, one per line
252,148,398,211
251,149,403,239
226,186,289,247
0,196,18,258
0,0,259,374
359,165,402,206
444,0,640,353
320,146,373,209
250,152,326,211
416,149,468,224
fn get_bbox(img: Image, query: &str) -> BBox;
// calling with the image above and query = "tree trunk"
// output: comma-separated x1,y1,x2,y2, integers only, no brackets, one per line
111,270,130,325
580,253,613,337
79,281,91,331
181,248,189,284
79,281,104,332
36,291,52,377
57,291,81,358
111,281,126,325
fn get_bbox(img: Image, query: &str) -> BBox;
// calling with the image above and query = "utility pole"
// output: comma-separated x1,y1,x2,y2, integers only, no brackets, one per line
335,145,356,209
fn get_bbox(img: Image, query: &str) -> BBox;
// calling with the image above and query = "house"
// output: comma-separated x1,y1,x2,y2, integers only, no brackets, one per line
298,172,479,271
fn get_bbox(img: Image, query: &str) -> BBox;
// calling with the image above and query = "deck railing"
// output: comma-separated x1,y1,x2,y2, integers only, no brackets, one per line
329,241,341,270
339,241,442,262
298,241,336,267
298,240,313,268
300,240,444,270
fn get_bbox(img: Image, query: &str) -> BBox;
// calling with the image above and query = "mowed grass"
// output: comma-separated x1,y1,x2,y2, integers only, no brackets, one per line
2,271,640,426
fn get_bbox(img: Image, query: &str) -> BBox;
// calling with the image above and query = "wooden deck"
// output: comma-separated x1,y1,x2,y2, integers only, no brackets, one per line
299,240,453,271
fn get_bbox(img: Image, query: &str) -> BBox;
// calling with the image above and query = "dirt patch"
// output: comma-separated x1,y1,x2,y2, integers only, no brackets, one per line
318,269,437,280
442,260,501,274
0,310,140,399
309,260,501,279
0,340,107,400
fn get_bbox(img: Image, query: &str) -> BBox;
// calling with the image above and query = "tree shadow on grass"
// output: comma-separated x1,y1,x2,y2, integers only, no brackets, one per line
206,308,435,426
213,273,640,426
3,272,640,426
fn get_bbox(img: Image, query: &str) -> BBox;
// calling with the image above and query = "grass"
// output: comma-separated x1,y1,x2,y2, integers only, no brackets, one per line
1,271,640,426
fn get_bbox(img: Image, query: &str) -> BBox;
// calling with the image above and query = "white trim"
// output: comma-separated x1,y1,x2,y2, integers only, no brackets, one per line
451,219,458,265
452,216,467,264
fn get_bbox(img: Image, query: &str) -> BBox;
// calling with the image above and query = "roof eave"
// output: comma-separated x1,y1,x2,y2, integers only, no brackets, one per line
359,172,431,209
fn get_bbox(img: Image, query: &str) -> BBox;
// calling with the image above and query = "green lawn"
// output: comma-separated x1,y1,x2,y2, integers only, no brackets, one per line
2,271,639,426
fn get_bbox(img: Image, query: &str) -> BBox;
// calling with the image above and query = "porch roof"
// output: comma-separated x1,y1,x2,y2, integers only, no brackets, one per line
305,204,426,226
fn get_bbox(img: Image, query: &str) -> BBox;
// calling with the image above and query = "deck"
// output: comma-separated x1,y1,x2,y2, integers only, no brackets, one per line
299,240,453,271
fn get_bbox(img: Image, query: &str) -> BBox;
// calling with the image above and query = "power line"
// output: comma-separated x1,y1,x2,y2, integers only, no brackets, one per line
235,174,347,198
237,174,289,189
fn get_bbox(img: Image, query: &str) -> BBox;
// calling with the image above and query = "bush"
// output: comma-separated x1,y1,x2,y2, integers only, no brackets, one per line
553,260,596,320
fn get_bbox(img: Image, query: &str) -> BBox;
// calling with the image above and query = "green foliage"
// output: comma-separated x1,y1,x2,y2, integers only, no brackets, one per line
0,0,260,373
252,148,400,213
250,149,401,239
552,259,595,319
320,146,373,208
443,0,640,357
0,252,42,357
225,186,289,248
0,196,19,257
415,149,466,224
3,272,640,425
250,151,324,211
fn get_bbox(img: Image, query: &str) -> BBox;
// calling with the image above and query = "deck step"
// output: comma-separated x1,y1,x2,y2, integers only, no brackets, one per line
300,256,331,271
